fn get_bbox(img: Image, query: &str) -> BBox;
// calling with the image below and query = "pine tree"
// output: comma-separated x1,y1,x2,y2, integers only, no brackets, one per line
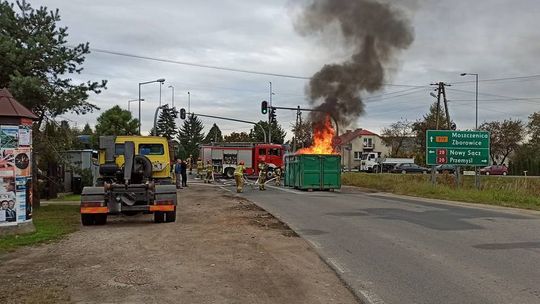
155,105,178,140
177,114,204,159
203,123,223,143
81,123,93,135
0,1,107,126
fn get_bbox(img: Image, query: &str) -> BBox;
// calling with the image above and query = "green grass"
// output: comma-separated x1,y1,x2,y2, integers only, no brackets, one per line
342,173,540,211
51,194,81,201
0,205,80,253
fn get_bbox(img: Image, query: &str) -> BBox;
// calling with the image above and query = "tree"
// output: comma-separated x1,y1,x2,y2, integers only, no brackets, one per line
203,123,223,143
177,114,204,159
155,105,178,140
480,119,524,165
291,119,312,150
381,119,414,157
95,105,139,136
224,132,251,142
81,123,93,135
0,1,107,126
412,102,452,165
527,111,540,146
250,121,286,144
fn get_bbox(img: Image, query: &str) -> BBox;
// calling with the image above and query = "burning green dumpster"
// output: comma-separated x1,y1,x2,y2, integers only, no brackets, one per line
284,154,341,191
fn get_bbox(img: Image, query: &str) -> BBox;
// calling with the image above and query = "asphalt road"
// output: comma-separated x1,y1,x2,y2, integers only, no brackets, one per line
227,184,540,304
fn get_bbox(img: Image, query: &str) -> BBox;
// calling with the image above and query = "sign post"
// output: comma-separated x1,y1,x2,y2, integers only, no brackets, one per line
426,130,490,188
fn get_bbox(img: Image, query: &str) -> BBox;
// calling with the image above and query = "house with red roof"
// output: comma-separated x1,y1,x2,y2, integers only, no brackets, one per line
337,128,391,170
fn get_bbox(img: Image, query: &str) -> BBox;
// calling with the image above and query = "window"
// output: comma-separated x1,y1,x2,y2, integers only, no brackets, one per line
115,144,124,155
138,144,164,155
354,152,362,160
269,148,281,156
363,137,373,148
258,148,267,155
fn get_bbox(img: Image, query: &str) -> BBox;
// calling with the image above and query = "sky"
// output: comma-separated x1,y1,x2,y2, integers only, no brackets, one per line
35,0,540,138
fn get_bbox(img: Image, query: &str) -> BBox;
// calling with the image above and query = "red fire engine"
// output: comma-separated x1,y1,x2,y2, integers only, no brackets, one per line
200,142,284,178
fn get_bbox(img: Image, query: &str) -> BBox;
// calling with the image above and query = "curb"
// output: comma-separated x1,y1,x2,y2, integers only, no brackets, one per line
231,190,382,304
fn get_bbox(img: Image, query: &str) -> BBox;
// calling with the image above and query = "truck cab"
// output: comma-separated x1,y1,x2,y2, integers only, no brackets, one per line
360,152,379,172
99,136,174,184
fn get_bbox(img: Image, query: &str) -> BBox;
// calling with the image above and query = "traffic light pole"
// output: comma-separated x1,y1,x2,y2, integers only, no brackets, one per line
186,112,267,143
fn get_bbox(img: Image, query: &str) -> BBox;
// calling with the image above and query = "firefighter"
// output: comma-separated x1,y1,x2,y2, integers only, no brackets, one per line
274,166,282,186
234,161,245,193
204,160,213,183
196,158,203,178
187,154,193,175
258,162,268,190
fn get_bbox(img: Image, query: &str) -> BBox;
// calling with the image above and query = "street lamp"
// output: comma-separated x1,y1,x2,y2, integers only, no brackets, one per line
168,85,174,107
187,91,191,113
460,72,480,188
460,73,479,129
138,78,165,134
128,98,144,111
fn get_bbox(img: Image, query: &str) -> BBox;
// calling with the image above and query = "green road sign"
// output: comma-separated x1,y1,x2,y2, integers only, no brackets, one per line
426,130,490,166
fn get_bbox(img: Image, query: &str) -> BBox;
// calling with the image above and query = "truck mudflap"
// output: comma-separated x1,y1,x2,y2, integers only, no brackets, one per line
81,187,106,214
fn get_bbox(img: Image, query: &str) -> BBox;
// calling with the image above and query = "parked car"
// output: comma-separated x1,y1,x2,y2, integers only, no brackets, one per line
392,163,430,174
479,165,508,176
435,164,456,174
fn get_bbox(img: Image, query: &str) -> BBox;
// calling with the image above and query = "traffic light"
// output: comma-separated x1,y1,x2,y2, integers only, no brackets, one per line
261,100,268,115
180,108,186,119
269,107,276,123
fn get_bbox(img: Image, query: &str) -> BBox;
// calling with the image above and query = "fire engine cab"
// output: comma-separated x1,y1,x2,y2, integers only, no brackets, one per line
200,142,284,178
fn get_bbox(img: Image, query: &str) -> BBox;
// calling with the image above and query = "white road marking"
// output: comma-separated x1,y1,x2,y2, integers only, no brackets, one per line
327,257,348,273
308,240,322,249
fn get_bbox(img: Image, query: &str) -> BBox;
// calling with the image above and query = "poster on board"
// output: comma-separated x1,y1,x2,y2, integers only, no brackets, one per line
0,125,19,149
18,125,31,146
14,148,31,176
0,176,16,226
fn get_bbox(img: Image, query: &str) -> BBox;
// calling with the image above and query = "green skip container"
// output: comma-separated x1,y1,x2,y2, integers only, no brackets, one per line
284,154,341,191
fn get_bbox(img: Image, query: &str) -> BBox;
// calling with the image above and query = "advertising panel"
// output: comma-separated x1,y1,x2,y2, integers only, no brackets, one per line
0,125,33,227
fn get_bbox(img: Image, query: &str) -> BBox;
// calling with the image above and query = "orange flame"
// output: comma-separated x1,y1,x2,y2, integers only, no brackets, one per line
297,116,337,155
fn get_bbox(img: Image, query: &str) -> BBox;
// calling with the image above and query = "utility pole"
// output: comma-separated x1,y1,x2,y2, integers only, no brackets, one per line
269,82,273,144
430,82,452,130
293,105,301,152
187,91,191,113
430,82,452,185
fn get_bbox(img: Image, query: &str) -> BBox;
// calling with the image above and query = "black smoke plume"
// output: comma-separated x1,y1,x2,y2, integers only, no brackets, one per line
296,0,414,129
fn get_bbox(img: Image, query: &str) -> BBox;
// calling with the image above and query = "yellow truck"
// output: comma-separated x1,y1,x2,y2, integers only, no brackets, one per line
80,135,177,225
99,135,174,184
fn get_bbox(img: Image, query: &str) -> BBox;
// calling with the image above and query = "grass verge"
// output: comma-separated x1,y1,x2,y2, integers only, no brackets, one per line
51,194,81,202
0,205,80,253
342,173,540,211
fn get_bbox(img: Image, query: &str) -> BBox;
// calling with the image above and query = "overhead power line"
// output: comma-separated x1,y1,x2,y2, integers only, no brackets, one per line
450,74,540,85
86,47,426,88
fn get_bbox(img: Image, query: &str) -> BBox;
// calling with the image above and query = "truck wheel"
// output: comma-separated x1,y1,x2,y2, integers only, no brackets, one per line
225,168,235,179
165,210,177,222
94,214,107,225
154,211,165,223
81,214,95,226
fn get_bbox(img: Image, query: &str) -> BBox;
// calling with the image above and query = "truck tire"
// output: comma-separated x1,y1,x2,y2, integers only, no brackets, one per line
94,214,107,225
224,168,235,179
165,210,176,222
81,214,95,226
154,211,165,223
